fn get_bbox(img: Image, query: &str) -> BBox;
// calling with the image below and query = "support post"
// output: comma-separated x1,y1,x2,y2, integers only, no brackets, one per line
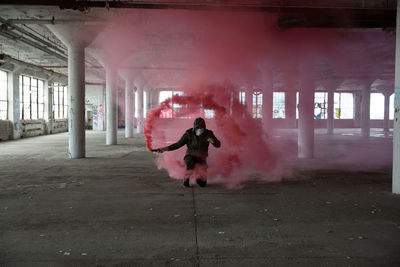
106,68,117,145
298,77,314,159
262,89,273,134
136,86,144,133
7,70,23,139
285,90,297,128
361,84,371,138
125,80,133,138
383,92,390,133
68,43,86,158
327,89,334,135
392,0,400,194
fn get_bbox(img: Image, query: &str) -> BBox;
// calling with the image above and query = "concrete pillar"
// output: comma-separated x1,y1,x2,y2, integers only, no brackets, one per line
151,89,159,109
383,92,390,133
136,86,144,133
106,68,117,145
285,90,297,128
361,85,371,138
48,24,104,158
7,70,23,139
43,79,53,134
327,89,334,135
67,43,86,158
146,88,152,115
392,0,400,194
298,78,314,159
354,91,362,128
125,80,134,138
262,89,273,134
245,90,253,117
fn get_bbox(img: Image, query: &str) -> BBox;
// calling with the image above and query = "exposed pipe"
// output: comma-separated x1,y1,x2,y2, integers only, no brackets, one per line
0,0,396,13
0,30,67,61
22,23,67,53
0,53,67,81
7,18,105,25
0,16,67,56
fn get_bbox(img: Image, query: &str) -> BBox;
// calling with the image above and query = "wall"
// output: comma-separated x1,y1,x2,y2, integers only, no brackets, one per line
85,85,105,131
0,120,13,141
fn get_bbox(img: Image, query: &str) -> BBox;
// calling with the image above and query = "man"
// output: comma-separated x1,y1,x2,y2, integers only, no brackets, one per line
153,117,221,187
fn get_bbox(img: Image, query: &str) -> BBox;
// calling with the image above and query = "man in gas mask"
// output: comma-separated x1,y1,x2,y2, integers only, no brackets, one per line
153,117,221,187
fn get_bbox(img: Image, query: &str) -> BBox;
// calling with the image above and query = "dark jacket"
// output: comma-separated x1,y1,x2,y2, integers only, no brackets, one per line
167,118,221,159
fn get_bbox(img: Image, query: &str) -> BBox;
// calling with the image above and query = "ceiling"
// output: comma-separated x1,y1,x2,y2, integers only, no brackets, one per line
0,1,397,91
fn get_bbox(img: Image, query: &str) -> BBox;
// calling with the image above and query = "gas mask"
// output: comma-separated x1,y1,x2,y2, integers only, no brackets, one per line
195,128,205,136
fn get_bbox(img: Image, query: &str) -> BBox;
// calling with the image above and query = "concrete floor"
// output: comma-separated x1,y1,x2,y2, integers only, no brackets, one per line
0,129,399,266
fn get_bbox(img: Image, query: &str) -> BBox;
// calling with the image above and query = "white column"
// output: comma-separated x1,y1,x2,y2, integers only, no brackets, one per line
43,80,53,135
298,79,314,159
152,89,159,108
136,86,144,133
68,43,86,158
106,68,117,145
285,90,297,128
383,92,390,133
327,89,334,135
245,90,253,117
392,0,400,194
145,88,151,116
262,89,273,134
7,70,23,139
125,80,133,138
361,85,371,138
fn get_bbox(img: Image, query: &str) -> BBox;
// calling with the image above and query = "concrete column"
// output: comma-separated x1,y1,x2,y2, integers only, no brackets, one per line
125,80,134,138
48,24,103,158
153,89,160,108
67,43,86,158
285,90,297,128
245,90,253,117
106,68,117,145
7,70,22,139
262,89,273,134
43,80,53,134
354,91,362,128
146,88,152,116
298,78,314,159
383,92,390,133
392,0,400,194
361,85,371,138
327,89,334,135
136,86,144,133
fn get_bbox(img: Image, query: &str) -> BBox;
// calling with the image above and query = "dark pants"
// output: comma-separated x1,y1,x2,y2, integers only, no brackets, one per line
184,155,206,170
183,155,207,186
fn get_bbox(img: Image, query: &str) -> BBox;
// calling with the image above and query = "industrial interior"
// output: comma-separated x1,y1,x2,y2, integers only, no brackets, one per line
0,1,399,266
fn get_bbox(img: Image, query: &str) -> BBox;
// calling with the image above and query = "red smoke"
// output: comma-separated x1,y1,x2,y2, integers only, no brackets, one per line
144,82,290,188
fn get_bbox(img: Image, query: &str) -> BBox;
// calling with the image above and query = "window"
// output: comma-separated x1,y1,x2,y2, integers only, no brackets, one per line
390,93,394,120
158,90,184,118
19,75,45,120
314,92,328,119
370,93,384,120
252,92,263,118
0,70,7,120
53,83,68,119
273,92,285,118
334,92,354,119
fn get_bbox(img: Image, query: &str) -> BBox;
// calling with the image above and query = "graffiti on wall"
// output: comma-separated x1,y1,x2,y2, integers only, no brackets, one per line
92,104,104,128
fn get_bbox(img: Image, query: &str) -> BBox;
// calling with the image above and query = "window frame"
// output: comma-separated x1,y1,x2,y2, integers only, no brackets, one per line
20,75,45,120
0,70,8,120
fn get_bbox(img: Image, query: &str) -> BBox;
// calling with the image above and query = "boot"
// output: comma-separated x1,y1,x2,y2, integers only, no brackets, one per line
196,178,207,187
